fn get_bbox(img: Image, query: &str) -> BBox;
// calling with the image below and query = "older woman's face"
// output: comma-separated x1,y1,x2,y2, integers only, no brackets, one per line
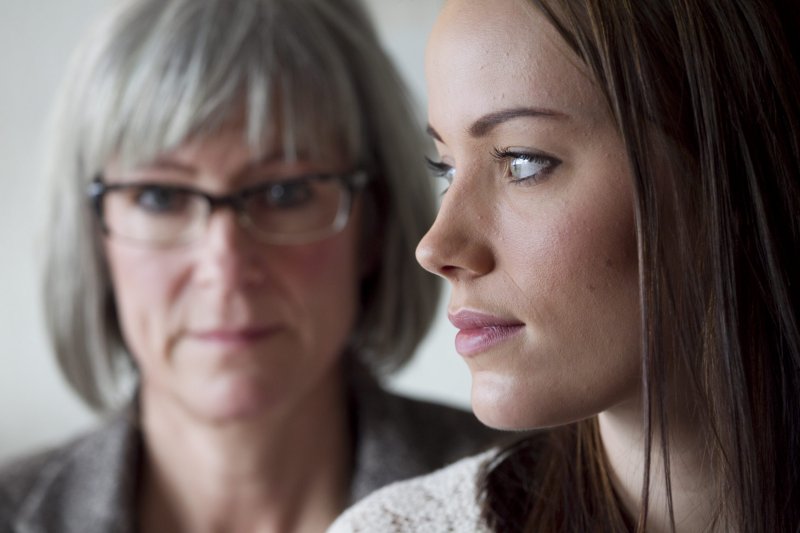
418,0,641,430
103,128,362,422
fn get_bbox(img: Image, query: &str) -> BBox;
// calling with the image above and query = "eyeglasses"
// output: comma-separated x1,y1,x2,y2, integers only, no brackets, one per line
87,171,370,247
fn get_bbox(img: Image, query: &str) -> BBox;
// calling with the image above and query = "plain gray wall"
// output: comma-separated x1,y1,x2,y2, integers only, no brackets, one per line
0,0,472,461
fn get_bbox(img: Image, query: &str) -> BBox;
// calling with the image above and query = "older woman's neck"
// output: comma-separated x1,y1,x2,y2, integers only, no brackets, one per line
598,393,718,533
137,367,352,533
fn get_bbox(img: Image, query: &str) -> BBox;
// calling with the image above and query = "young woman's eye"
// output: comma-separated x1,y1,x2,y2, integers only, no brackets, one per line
492,148,560,184
425,156,455,195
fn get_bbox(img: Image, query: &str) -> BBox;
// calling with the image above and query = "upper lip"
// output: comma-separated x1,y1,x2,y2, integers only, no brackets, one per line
189,326,277,338
447,310,524,330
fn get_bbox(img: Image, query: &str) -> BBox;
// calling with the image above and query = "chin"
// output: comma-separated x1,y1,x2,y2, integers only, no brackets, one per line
195,378,277,422
470,372,532,430
469,372,585,431
471,395,536,431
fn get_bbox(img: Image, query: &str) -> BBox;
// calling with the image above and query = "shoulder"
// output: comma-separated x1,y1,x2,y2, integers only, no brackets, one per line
330,449,495,533
0,440,88,531
0,409,139,531
0,443,73,514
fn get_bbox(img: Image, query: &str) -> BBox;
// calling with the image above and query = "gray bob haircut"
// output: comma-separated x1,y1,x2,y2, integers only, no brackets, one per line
42,0,440,411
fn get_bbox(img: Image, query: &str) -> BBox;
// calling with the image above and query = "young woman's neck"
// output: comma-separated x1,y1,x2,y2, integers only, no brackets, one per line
137,367,352,533
598,392,717,532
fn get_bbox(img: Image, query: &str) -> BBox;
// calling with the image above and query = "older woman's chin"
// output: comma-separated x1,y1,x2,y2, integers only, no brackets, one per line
197,379,279,422
140,375,280,424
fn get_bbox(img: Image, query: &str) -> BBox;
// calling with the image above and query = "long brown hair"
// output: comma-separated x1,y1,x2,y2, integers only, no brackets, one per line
481,1,800,531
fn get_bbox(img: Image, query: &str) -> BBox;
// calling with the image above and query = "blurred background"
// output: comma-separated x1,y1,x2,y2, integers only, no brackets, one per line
0,0,471,461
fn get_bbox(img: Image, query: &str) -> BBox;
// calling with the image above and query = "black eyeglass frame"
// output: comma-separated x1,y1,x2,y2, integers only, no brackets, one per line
87,170,371,246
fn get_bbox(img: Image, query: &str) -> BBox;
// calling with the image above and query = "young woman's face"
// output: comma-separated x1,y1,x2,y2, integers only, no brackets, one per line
419,0,642,430
103,128,363,423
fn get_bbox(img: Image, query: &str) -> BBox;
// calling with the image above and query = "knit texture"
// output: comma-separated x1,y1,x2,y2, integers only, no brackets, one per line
328,449,496,533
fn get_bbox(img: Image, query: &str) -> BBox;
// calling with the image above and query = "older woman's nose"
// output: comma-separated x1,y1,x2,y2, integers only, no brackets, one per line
415,189,495,282
195,209,264,287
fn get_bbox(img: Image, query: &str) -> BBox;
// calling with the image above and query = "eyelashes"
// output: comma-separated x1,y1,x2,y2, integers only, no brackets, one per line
491,147,560,185
425,156,454,179
425,147,561,194
425,156,455,195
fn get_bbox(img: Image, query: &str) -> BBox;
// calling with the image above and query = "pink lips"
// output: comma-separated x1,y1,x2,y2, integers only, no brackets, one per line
448,310,525,357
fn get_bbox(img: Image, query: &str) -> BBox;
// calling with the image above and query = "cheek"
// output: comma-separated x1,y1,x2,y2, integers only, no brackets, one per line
284,237,359,298
550,203,641,394
482,179,641,427
504,174,639,333
105,245,188,360
554,206,637,305
277,233,362,343
284,201,364,298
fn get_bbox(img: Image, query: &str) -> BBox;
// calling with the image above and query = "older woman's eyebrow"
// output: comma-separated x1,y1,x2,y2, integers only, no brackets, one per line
140,152,296,179
143,157,195,173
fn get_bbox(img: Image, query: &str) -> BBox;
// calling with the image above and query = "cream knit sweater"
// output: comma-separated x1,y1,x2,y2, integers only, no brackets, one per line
328,450,496,533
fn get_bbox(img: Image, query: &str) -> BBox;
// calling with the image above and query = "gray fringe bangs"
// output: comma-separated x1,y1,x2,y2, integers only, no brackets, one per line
75,0,365,178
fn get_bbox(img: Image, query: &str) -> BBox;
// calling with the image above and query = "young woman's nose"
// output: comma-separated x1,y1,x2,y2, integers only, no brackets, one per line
415,183,495,282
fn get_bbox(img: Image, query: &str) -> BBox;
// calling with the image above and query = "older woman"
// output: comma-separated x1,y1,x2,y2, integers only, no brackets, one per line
0,0,497,531
330,0,800,531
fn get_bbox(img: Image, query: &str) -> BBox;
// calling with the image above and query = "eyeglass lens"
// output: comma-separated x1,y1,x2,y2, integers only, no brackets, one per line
101,177,350,246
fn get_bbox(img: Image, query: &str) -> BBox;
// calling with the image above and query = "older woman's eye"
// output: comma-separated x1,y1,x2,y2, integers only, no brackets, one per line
259,179,315,209
492,148,560,185
134,186,192,214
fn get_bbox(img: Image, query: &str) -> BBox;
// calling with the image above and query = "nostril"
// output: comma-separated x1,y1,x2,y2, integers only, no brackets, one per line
419,240,495,281
436,264,470,282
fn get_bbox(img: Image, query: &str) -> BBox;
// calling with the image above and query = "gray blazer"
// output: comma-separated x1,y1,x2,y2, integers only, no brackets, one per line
0,367,499,533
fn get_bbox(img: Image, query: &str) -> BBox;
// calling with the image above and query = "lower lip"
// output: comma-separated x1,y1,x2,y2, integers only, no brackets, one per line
454,325,524,357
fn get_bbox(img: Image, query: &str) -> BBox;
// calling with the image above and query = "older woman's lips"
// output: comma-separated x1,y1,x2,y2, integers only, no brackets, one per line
189,327,277,346
448,311,525,357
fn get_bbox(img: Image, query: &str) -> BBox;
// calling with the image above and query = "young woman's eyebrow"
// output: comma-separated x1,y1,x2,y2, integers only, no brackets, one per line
426,106,568,143
468,107,567,137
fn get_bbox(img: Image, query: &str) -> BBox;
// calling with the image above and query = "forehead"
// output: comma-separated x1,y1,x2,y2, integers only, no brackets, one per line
426,0,608,137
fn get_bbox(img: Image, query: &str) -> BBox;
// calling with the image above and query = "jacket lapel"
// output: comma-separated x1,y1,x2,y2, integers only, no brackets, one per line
13,410,140,533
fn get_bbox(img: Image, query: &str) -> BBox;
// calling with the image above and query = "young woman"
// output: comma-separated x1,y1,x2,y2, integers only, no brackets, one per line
330,0,800,531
